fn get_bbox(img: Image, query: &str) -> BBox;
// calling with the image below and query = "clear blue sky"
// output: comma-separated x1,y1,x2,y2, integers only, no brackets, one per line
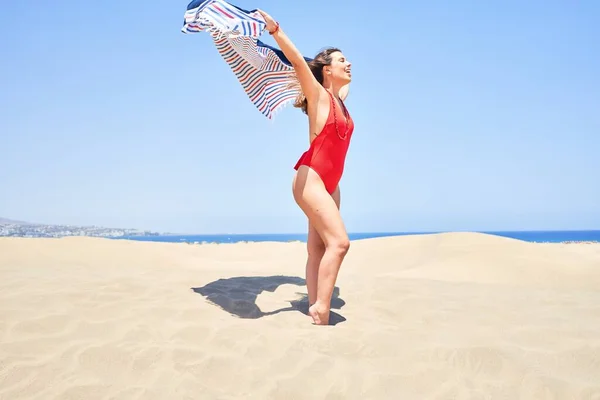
1,0,598,234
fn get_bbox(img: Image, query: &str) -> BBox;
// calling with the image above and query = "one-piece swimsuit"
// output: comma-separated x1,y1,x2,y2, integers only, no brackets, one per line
293,91,355,194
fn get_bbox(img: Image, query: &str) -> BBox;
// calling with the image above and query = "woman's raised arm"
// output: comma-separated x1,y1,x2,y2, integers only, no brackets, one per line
257,10,322,106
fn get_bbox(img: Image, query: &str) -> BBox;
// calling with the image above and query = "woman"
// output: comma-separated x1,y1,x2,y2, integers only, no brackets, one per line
258,10,354,326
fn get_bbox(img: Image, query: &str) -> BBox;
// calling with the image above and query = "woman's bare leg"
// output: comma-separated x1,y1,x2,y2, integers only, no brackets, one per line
305,186,340,306
305,224,324,306
293,168,349,325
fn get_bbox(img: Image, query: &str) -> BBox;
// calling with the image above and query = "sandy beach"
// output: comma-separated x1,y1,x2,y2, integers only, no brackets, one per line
1,232,599,399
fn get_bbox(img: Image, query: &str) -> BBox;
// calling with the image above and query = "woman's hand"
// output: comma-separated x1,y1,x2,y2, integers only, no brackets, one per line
256,9,278,34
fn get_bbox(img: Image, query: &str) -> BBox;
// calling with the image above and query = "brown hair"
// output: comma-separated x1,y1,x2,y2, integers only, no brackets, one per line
288,47,342,114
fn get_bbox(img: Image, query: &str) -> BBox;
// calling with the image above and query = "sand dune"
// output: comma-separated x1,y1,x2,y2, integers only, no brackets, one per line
1,232,599,399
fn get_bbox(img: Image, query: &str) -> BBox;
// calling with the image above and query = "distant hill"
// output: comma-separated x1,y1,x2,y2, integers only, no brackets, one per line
0,217,34,225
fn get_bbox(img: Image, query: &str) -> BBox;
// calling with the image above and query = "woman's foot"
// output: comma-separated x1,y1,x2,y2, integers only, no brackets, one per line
308,302,330,325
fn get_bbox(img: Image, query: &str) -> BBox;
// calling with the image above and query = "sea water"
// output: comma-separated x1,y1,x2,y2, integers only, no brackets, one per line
116,230,600,244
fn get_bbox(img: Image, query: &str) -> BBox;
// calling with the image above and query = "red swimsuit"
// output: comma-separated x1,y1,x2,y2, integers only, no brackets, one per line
293,91,355,194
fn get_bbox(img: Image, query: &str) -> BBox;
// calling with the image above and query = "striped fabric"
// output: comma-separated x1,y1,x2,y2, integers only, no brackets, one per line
182,0,310,119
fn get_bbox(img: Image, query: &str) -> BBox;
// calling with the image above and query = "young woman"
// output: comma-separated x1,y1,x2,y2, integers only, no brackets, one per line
258,10,355,326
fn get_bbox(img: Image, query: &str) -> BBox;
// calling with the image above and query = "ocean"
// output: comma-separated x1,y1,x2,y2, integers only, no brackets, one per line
115,230,600,244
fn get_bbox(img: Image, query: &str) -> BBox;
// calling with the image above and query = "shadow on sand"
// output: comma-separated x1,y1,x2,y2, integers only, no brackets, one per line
191,275,346,326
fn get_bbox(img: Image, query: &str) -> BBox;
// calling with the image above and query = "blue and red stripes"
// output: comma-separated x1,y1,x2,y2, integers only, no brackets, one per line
182,0,303,119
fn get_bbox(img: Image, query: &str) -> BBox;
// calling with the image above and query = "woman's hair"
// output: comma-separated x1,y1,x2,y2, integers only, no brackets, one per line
289,47,342,114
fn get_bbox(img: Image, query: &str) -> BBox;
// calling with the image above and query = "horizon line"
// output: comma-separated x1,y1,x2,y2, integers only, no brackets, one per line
134,229,600,236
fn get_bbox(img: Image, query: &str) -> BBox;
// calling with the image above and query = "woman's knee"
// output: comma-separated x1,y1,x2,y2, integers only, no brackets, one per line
327,236,350,257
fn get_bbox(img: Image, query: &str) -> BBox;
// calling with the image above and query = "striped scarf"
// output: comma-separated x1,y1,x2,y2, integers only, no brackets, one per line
182,0,308,119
